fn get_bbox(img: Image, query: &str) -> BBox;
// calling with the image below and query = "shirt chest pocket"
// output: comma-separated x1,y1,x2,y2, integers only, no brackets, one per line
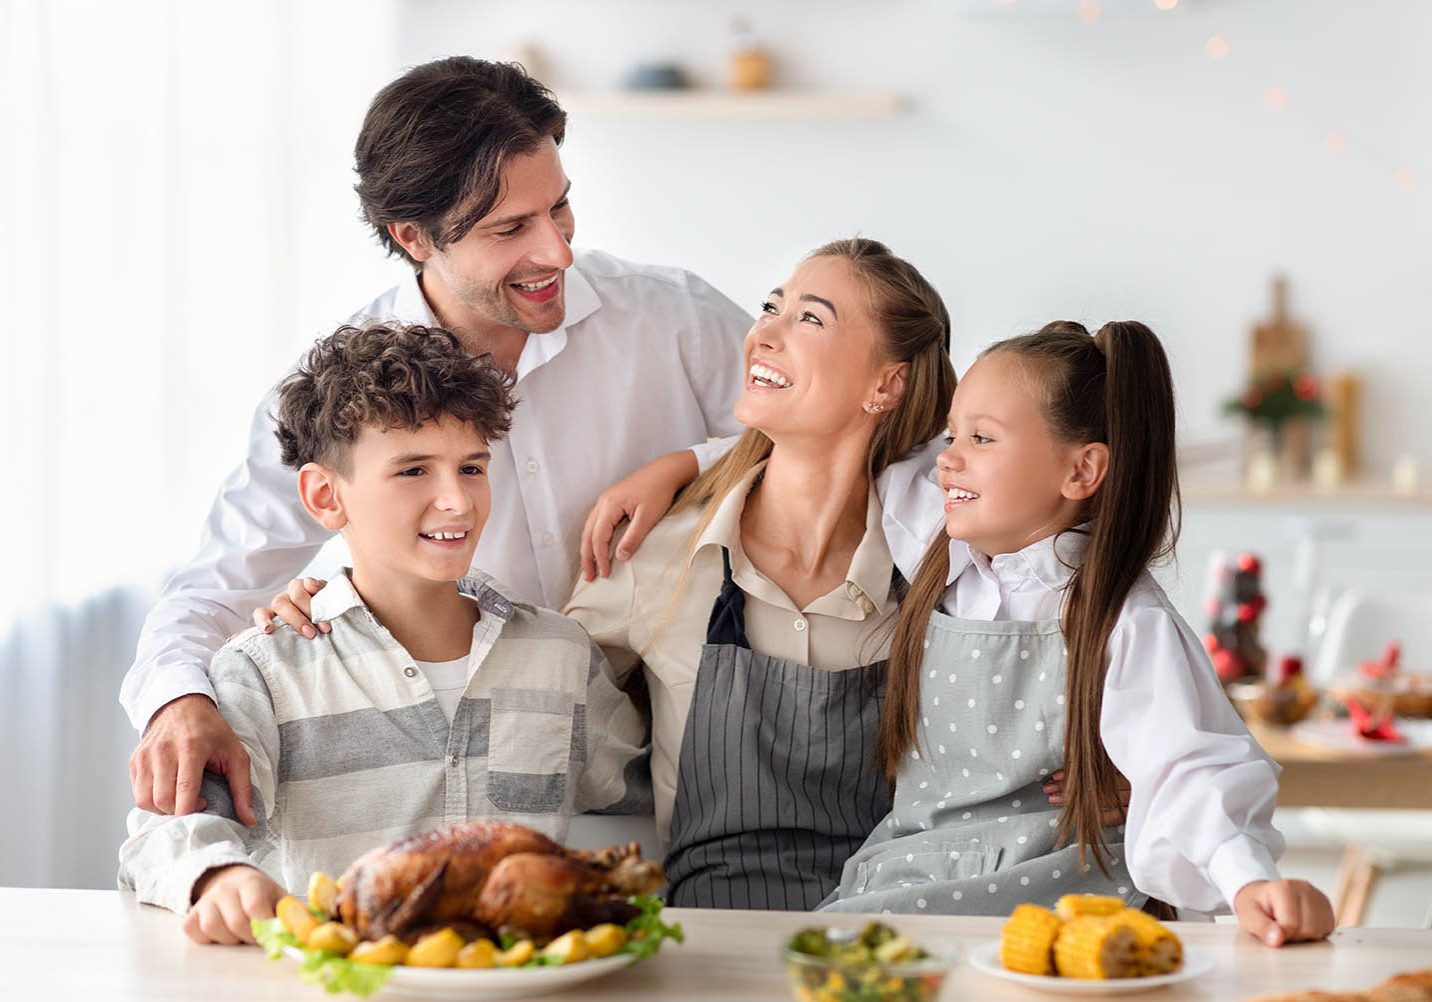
486,688,576,814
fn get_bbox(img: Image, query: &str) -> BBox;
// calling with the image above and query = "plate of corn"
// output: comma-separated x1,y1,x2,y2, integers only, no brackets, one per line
970,894,1212,995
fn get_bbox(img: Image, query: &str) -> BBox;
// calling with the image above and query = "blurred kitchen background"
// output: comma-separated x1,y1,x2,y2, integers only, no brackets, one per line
2,0,1429,923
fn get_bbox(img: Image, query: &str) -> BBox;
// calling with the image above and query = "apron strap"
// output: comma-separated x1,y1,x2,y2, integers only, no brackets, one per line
704,547,751,649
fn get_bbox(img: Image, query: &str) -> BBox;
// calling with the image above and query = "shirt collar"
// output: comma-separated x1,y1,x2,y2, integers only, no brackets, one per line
559,254,601,329
310,569,519,625
512,256,601,380
393,269,439,325
946,526,1090,591
692,460,896,616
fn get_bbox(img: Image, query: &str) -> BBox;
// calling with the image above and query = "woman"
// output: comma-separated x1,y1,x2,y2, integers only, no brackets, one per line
564,237,954,909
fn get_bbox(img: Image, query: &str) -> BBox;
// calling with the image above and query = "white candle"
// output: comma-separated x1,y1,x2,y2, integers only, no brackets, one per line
1313,448,1342,490
1246,450,1276,494
1391,454,1420,496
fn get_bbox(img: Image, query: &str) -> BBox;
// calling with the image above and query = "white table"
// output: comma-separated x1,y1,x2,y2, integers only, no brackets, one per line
2,888,1428,1000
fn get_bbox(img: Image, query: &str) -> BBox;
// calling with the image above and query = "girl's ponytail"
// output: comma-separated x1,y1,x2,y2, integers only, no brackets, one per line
1058,320,1180,873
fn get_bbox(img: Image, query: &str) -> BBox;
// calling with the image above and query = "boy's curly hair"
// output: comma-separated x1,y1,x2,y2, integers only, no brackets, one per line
273,322,516,473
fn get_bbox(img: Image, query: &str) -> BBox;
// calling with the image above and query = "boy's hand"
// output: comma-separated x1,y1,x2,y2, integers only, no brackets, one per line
130,695,256,826
1041,769,1134,827
580,449,699,580
252,577,328,638
1234,879,1336,947
184,864,285,945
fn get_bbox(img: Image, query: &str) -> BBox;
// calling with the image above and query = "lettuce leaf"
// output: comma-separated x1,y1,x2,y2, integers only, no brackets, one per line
251,918,392,997
620,894,685,961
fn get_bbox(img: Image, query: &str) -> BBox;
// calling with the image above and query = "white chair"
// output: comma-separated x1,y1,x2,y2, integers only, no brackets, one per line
1309,589,1432,687
1298,588,1432,927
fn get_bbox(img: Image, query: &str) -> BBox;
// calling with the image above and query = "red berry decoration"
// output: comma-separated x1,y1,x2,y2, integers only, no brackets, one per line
1212,649,1243,682
1206,552,1268,686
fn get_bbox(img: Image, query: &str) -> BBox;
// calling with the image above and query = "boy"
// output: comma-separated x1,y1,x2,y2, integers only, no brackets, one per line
118,323,648,945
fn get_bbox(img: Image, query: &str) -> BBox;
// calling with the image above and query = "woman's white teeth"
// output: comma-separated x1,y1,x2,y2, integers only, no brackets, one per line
513,275,557,292
424,531,467,540
947,488,979,502
749,363,792,388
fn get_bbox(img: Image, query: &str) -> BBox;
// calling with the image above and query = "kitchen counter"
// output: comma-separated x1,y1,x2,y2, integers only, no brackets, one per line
2,888,1428,1000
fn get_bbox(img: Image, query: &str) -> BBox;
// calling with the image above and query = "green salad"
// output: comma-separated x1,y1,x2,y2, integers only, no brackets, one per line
784,922,944,1002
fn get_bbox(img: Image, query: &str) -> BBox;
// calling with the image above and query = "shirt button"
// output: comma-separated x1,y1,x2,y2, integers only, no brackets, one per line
403,666,417,678
449,754,460,767
540,532,555,547
846,582,861,599
862,598,876,614
794,618,807,632
526,459,539,473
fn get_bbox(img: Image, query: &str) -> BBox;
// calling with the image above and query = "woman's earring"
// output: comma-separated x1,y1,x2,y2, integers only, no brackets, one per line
863,401,885,414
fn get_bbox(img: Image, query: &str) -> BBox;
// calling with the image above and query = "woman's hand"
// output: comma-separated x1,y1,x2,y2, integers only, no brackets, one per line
1233,879,1336,946
1042,769,1133,827
251,578,328,638
580,450,699,580
184,864,286,945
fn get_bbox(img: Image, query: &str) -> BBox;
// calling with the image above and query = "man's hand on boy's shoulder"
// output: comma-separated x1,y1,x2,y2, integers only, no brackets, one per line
253,577,329,638
185,864,284,945
130,694,256,826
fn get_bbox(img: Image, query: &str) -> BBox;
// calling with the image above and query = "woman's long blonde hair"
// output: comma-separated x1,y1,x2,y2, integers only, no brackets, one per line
670,238,956,542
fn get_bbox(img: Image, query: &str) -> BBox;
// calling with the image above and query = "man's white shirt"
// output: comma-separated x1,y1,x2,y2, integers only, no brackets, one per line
120,248,751,730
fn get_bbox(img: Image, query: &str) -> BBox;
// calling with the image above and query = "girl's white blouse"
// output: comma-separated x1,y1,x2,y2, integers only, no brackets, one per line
877,442,1284,913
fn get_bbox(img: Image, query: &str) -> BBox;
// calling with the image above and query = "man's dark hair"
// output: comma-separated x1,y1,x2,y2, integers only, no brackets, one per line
274,322,517,473
355,56,567,266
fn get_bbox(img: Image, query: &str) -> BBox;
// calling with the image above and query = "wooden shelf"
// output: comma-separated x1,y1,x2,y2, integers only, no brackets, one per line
1180,478,1432,507
558,90,906,118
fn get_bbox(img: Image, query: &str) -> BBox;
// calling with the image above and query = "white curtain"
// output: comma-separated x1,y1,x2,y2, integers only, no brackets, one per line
0,0,401,887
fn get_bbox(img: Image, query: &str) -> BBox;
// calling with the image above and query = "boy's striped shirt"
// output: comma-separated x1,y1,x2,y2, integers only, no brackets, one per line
118,571,649,914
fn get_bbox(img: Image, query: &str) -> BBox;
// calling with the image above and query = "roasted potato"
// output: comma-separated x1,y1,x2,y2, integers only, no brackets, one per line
541,930,589,965
495,939,536,966
456,939,499,969
407,928,464,968
350,935,409,966
584,923,628,958
275,895,319,944
306,921,357,956
306,872,339,918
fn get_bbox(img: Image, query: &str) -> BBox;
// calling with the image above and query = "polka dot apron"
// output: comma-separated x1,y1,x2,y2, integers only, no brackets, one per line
821,610,1142,915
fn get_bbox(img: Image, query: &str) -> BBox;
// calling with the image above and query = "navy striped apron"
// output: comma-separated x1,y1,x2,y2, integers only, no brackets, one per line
663,548,891,910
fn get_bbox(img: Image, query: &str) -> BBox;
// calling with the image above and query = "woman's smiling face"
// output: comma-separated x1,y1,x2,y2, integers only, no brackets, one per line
733,254,887,443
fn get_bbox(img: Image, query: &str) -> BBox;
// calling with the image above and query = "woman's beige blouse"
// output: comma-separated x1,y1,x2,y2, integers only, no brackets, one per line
564,462,899,846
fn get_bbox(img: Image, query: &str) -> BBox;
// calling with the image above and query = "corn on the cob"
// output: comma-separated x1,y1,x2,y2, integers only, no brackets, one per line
1116,908,1182,976
1054,894,1126,922
1000,904,1063,976
1052,915,1140,980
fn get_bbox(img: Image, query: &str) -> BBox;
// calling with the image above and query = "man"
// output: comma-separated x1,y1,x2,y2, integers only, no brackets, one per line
122,56,749,826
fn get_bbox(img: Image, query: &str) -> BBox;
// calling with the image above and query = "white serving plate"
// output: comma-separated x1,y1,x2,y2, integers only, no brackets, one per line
282,945,633,999
968,940,1213,996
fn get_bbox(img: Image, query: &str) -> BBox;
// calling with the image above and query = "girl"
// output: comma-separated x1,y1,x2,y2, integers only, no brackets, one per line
822,321,1334,947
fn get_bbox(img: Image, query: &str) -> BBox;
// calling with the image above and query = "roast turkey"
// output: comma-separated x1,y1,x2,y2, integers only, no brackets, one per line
335,820,665,942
